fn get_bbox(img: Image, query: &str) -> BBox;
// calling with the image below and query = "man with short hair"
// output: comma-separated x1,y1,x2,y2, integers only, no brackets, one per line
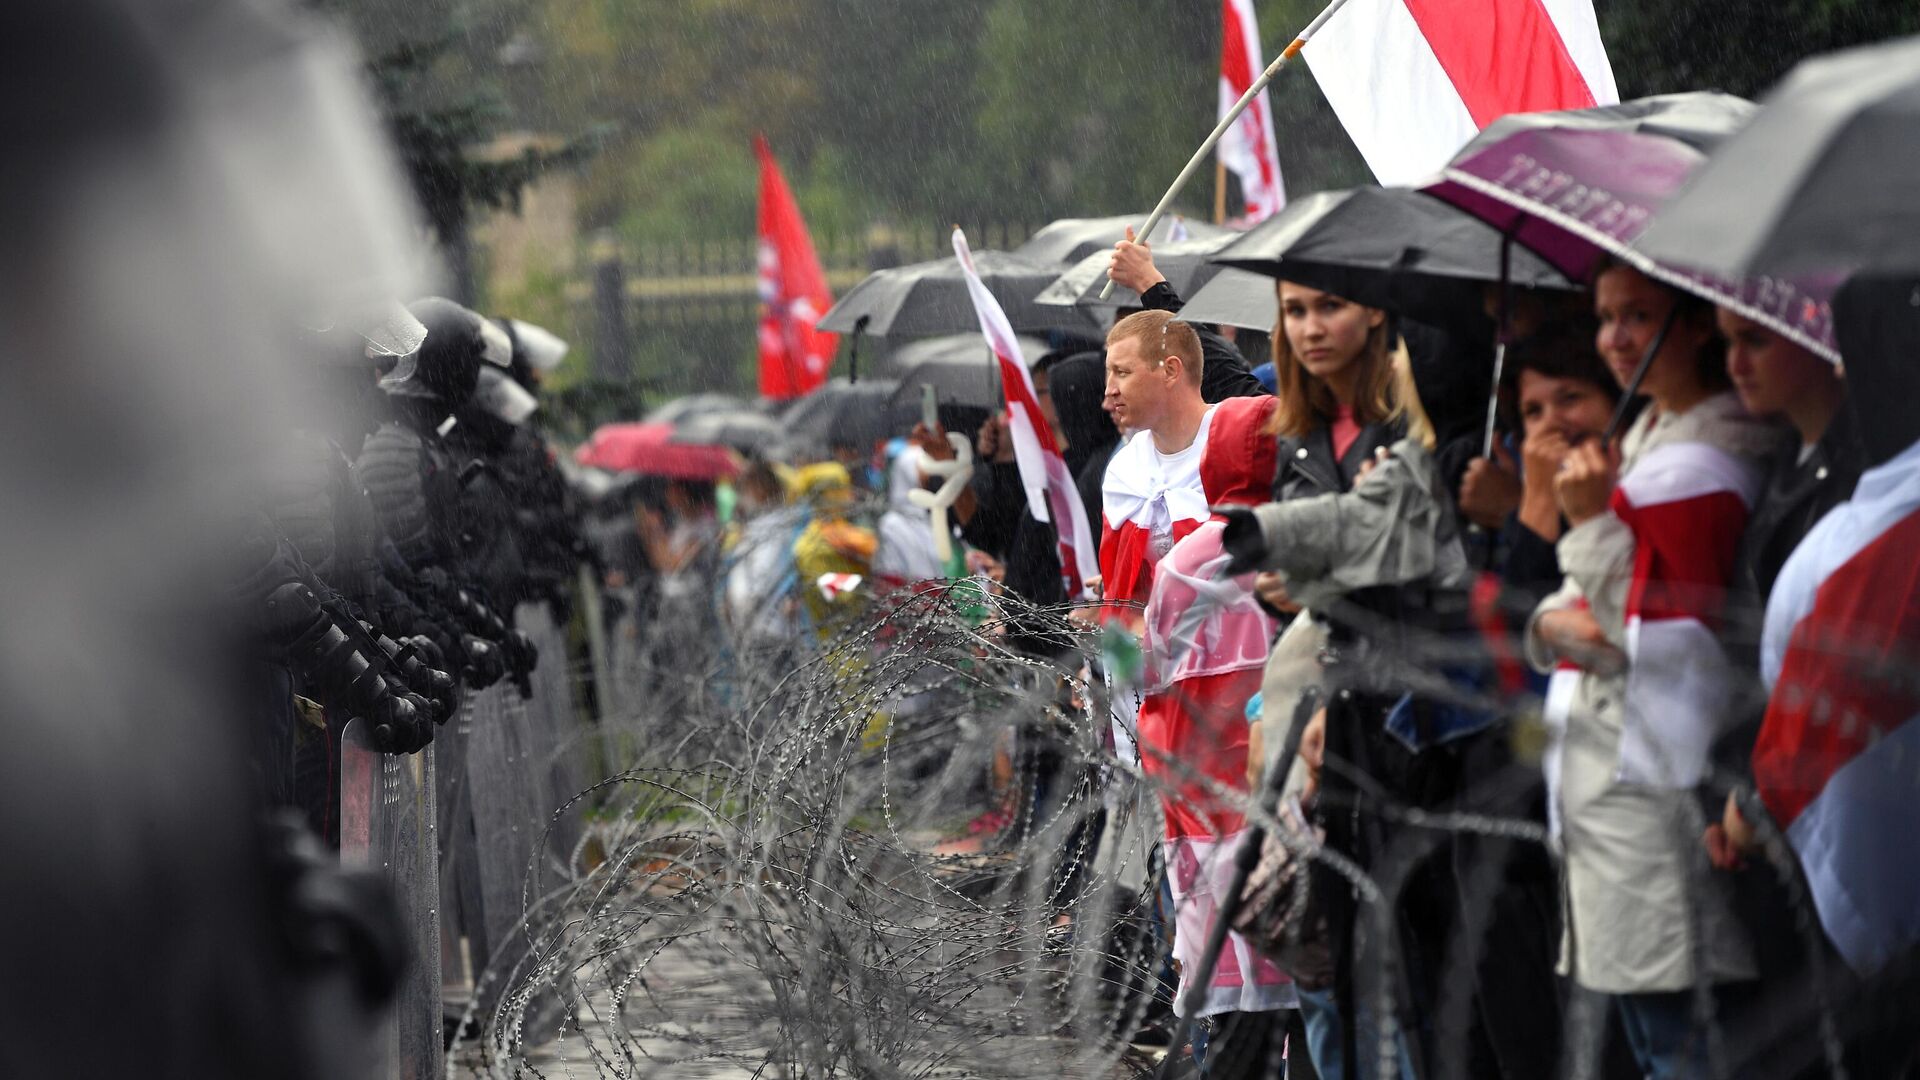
1098,309,1215,621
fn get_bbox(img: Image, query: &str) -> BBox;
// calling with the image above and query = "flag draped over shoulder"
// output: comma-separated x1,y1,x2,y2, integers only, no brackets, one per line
1099,413,1216,620
1754,438,1920,975
1302,0,1618,185
951,228,1096,601
1218,0,1286,222
756,135,836,399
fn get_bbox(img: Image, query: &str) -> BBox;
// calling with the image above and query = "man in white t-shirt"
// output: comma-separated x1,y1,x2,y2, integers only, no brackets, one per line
1098,309,1214,625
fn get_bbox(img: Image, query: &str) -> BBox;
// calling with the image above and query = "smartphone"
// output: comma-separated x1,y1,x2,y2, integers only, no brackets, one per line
920,382,940,432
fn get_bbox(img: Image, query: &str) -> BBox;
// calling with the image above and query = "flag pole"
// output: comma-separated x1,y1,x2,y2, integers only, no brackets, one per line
1213,159,1229,225
1099,0,1354,299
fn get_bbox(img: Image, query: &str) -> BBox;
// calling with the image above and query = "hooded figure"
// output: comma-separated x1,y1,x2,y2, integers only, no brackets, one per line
1137,394,1294,1040
871,448,944,589
1047,351,1121,531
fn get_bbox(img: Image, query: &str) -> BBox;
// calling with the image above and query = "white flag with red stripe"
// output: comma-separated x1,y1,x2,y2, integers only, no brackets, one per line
952,228,1096,601
1302,0,1618,186
1218,0,1287,222
1755,439,1920,974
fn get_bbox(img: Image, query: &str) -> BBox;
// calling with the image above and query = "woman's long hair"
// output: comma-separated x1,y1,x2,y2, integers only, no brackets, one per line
1265,281,1401,439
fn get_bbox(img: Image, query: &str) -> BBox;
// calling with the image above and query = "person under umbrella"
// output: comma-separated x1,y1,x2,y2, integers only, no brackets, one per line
1527,262,1779,1079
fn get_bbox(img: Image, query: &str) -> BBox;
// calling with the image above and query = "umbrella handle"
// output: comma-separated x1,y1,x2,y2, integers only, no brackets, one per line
1097,0,1356,300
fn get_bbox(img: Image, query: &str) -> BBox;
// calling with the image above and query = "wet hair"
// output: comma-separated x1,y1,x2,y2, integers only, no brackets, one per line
1266,280,1399,439
1591,260,1730,395
1105,309,1203,385
1506,316,1620,402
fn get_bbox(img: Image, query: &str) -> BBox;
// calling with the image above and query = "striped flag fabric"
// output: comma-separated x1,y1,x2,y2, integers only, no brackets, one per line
1302,0,1619,185
1754,438,1920,974
755,135,837,399
1218,0,1287,222
1609,437,1762,788
951,228,1097,601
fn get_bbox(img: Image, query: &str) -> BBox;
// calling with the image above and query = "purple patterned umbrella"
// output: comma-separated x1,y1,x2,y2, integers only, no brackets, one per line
1424,100,1840,364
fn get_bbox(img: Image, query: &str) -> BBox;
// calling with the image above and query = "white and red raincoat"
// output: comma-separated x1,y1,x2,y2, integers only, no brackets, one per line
1139,396,1293,1017
1528,391,1774,991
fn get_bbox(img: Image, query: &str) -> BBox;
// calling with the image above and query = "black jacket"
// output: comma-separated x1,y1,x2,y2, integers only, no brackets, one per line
1727,406,1866,663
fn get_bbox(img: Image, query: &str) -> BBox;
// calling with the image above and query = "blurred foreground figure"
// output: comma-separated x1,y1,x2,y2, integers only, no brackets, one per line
0,0,429,1076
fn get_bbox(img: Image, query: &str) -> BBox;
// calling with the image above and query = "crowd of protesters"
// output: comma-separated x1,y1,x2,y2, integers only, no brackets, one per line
580,222,1920,1079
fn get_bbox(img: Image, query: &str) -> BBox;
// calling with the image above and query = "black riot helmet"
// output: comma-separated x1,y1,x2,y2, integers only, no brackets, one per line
384,297,512,407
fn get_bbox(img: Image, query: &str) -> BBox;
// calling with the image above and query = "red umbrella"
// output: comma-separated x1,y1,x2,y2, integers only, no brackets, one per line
574,422,738,480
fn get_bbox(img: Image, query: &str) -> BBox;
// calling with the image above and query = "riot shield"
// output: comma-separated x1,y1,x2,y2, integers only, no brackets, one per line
338,719,443,1080
515,601,588,868
463,682,551,1010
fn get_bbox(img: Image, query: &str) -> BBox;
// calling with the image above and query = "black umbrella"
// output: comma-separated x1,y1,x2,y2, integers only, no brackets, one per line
882,333,1049,410
645,392,747,425
1177,268,1278,332
816,250,1092,338
1210,186,1573,338
1014,213,1233,267
1636,39,1920,279
670,409,783,453
778,377,903,454
1035,233,1241,313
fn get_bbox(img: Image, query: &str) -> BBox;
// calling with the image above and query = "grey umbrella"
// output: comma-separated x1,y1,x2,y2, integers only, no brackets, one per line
816,250,1094,338
778,377,903,454
1210,185,1573,338
1177,268,1279,332
1014,214,1232,267
1636,37,1920,278
670,409,783,453
881,333,1049,410
1034,233,1241,313
645,392,747,425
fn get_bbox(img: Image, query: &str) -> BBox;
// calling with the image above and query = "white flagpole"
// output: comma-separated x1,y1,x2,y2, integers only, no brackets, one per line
1099,0,1355,299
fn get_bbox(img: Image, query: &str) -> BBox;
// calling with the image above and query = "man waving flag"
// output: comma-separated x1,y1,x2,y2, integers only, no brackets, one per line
1302,0,1618,185
952,228,1096,601
756,135,837,399
1218,0,1287,222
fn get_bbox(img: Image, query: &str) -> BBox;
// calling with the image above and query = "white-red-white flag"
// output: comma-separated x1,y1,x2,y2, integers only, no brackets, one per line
756,135,837,399
1303,0,1618,186
951,228,1096,601
1218,0,1287,222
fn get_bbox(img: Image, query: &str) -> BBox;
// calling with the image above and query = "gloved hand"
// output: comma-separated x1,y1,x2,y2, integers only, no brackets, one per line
505,629,537,700
460,633,505,689
365,690,433,754
1216,505,1266,576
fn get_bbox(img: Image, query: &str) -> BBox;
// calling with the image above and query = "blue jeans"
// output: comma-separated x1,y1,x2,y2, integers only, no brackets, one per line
1615,990,1709,1080
1296,985,1417,1080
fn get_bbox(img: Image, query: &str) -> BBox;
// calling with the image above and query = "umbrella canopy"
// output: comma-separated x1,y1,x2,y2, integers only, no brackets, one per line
1177,268,1278,332
1636,37,1920,279
645,392,748,425
1014,213,1233,267
1209,186,1573,338
1424,92,1839,362
669,409,784,454
575,422,739,480
779,377,904,454
816,250,1092,338
1035,233,1242,313
881,333,1049,410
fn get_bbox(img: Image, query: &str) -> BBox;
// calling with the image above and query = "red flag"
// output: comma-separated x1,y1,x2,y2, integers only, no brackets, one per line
756,135,836,399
